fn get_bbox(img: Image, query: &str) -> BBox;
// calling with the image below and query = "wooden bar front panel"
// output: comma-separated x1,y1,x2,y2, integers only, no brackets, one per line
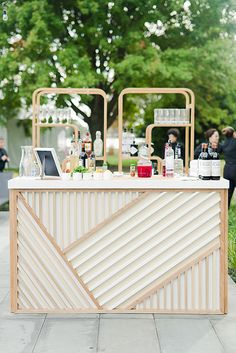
10,189,228,314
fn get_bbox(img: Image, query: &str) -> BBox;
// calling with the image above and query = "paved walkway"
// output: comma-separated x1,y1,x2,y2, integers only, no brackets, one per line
1,211,236,353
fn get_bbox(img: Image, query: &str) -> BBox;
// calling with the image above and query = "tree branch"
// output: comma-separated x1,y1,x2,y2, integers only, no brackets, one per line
69,100,90,124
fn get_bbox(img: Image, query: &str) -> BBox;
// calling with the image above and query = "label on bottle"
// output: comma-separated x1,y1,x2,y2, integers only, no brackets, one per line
174,159,183,176
84,142,92,152
199,160,211,177
211,160,221,177
130,146,138,156
166,156,174,172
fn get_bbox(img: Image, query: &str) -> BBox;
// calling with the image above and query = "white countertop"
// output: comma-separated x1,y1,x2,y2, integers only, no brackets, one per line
8,176,229,190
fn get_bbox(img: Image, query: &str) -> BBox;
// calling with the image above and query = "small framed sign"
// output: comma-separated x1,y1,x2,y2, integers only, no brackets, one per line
34,148,62,178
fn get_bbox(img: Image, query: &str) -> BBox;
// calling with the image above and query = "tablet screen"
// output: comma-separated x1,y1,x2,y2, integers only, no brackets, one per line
36,150,60,177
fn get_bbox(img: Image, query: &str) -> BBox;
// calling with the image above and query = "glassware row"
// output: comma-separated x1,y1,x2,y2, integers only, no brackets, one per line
154,108,190,124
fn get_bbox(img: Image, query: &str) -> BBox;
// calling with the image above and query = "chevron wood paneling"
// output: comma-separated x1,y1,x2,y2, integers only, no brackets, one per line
16,197,97,310
65,191,222,311
11,188,227,314
135,247,220,312
22,190,141,250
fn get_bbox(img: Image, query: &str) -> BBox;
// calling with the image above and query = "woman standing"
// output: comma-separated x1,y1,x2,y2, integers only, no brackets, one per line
194,128,222,159
222,126,236,208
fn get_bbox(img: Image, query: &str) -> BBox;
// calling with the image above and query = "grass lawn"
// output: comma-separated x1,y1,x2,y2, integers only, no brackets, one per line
228,200,236,282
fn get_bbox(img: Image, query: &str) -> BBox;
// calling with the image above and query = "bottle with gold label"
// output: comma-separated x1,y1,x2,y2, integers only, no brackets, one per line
83,131,92,157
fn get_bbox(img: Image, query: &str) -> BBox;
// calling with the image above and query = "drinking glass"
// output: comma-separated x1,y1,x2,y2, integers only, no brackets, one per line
169,109,175,124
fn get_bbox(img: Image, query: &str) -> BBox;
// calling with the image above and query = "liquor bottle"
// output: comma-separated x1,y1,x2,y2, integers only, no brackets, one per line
127,128,135,154
94,131,103,157
198,143,211,180
174,143,183,176
162,159,166,177
165,140,174,177
122,128,128,156
88,151,96,172
211,143,221,180
79,143,88,168
103,161,108,171
83,131,92,156
77,131,82,155
69,132,76,155
130,138,138,157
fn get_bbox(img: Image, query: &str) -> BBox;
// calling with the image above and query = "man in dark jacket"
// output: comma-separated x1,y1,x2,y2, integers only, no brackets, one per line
0,137,10,172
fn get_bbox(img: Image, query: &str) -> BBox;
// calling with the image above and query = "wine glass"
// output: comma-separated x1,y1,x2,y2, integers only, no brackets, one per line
52,109,57,124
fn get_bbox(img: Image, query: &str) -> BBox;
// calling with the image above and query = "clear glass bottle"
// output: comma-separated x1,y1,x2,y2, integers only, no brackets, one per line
77,131,82,156
94,131,103,157
174,142,183,176
165,140,174,177
122,128,128,156
19,146,37,177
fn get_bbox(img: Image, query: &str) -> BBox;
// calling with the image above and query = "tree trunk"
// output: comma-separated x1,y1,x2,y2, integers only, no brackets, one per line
70,91,118,141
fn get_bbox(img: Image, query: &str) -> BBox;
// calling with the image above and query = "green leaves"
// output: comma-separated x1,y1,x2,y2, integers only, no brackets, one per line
0,0,236,140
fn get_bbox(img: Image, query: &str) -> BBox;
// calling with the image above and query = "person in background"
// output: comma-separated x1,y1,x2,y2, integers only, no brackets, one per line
222,126,236,208
167,128,185,160
0,137,10,172
194,128,222,159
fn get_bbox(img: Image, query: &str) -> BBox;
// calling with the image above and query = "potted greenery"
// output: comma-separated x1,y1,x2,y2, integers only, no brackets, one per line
82,168,93,180
72,166,85,180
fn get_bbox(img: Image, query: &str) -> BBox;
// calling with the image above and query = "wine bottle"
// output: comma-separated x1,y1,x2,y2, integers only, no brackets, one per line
211,143,221,180
198,143,211,180
79,143,88,168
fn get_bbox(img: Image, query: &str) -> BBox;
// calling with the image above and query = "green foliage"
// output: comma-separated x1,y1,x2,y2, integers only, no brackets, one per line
0,0,236,141
73,166,88,173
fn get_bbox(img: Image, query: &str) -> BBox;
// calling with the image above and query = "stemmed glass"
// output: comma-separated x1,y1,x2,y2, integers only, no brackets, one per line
52,109,57,123
59,109,64,124
67,108,72,124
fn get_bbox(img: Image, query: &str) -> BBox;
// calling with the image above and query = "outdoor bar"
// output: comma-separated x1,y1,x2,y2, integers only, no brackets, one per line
8,87,229,314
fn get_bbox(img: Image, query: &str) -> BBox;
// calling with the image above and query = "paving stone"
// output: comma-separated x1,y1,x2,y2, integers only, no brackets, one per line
0,317,44,353
98,318,160,353
33,318,98,353
155,318,225,353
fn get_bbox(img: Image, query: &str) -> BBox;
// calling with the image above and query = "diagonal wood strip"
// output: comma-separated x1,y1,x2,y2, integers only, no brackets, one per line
124,240,220,310
63,191,149,254
18,192,102,309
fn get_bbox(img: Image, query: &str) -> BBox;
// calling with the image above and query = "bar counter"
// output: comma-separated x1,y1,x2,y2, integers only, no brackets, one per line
8,176,229,314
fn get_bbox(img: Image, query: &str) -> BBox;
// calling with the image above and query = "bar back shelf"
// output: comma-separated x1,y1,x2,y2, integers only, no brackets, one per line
32,87,108,162
118,87,195,172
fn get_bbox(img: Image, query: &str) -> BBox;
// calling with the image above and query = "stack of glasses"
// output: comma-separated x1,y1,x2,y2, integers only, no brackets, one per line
38,107,72,124
154,108,190,125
